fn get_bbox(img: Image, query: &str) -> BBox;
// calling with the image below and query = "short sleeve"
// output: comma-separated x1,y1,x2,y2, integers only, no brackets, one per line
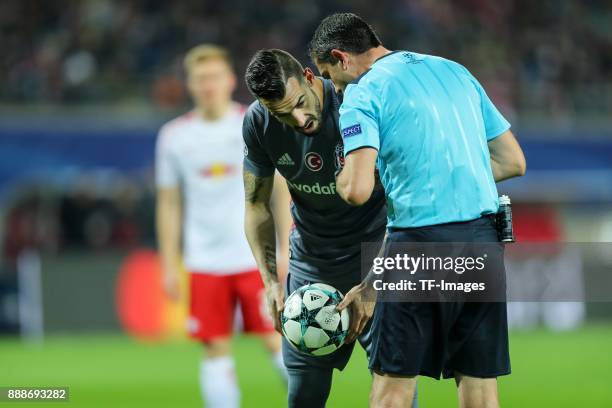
472,77,511,141
339,83,381,156
242,107,275,177
155,127,180,188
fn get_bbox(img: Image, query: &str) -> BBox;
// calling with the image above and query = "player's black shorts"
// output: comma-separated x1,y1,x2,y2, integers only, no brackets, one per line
368,216,511,379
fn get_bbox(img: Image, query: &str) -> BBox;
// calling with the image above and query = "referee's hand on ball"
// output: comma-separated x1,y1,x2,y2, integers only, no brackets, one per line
336,283,376,343
265,281,285,333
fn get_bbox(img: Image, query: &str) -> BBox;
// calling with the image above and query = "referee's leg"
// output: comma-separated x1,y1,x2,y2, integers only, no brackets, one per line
455,373,499,408
370,373,417,408
358,321,419,408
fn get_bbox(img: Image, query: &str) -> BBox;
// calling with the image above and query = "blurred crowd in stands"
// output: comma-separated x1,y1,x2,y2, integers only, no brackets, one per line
1,0,611,122
2,177,155,263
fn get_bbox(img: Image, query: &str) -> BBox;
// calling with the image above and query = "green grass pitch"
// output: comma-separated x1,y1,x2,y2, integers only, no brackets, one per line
1,325,611,407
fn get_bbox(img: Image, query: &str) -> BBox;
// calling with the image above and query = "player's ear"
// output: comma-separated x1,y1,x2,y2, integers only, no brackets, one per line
303,67,315,85
330,49,349,70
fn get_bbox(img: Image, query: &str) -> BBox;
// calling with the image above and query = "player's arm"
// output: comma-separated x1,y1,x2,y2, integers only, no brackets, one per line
156,186,182,300
243,169,284,332
336,147,378,205
243,169,276,286
488,129,527,182
155,127,183,301
242,105,289,332
270,172,292,280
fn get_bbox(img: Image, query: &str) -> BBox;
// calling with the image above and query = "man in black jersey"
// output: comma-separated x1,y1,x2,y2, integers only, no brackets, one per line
242,49,418,408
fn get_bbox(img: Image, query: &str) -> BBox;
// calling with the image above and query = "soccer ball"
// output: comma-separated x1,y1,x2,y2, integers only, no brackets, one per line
280,283,349,356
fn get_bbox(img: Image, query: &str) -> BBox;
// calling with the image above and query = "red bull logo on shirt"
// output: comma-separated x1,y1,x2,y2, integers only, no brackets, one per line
200,163,237,178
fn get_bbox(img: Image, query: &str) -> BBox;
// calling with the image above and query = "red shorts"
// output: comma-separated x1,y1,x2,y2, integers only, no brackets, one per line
187,270,274,342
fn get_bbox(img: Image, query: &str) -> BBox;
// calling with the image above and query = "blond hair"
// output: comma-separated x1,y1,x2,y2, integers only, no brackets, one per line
183,44,233,73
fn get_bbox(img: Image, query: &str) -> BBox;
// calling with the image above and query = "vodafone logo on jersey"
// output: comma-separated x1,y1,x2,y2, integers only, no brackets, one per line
286,180,336,195
304,152,323,172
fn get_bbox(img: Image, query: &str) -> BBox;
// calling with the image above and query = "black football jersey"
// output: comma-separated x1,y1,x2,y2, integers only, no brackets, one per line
243,79,386,281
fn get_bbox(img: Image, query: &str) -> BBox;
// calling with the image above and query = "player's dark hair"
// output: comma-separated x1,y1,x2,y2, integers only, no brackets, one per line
308,13,382,65
245,49,305,101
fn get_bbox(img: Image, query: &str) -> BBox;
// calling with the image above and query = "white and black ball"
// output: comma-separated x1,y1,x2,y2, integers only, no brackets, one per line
280,283,349,356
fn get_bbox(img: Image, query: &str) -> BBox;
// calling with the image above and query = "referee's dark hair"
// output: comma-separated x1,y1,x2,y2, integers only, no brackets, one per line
309,13,382,65
245,49,305,101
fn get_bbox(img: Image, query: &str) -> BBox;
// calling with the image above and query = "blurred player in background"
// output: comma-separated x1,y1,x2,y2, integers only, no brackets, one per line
242,49,417,408
155,45,289,408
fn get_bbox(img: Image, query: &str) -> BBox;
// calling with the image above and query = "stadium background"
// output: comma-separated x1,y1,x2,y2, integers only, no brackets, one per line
1,0,611,406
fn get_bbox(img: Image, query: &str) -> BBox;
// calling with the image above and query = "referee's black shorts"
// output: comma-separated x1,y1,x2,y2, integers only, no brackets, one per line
368,216,511,379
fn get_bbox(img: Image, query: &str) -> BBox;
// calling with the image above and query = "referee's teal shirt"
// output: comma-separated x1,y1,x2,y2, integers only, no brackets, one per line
340,51,511,228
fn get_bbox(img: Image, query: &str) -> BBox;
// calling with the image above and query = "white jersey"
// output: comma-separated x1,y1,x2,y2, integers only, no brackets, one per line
156,104,257,274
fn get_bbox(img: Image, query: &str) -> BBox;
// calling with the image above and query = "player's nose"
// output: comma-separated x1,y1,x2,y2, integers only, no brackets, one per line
291,110,307,127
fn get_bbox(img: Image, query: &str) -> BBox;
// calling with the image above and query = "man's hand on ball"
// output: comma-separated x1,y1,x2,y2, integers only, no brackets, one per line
265,281,285,333
336,283,376,343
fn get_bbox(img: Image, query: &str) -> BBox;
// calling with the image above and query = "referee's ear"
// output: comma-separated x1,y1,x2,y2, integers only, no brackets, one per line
331,49,349,70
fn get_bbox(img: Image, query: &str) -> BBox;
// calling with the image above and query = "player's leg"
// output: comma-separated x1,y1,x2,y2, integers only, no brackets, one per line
189,272,240,408
283,327,344,408
370,373,417,408
282,272,358,407
234,269,287,380
287,366,333,408
200,337,239,408
455,373,499,408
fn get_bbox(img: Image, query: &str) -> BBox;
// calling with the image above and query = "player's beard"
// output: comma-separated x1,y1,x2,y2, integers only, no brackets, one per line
300,87,323,137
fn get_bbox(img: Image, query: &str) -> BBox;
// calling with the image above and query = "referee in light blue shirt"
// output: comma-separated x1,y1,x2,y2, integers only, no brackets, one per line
310,13,526,408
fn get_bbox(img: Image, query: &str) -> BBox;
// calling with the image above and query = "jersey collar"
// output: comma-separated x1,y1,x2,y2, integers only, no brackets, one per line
348,50,403,86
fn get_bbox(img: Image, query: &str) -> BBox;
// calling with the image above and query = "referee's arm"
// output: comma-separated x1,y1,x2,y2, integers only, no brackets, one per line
336,82,382,206
488,129,527,182
336,147,378,206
